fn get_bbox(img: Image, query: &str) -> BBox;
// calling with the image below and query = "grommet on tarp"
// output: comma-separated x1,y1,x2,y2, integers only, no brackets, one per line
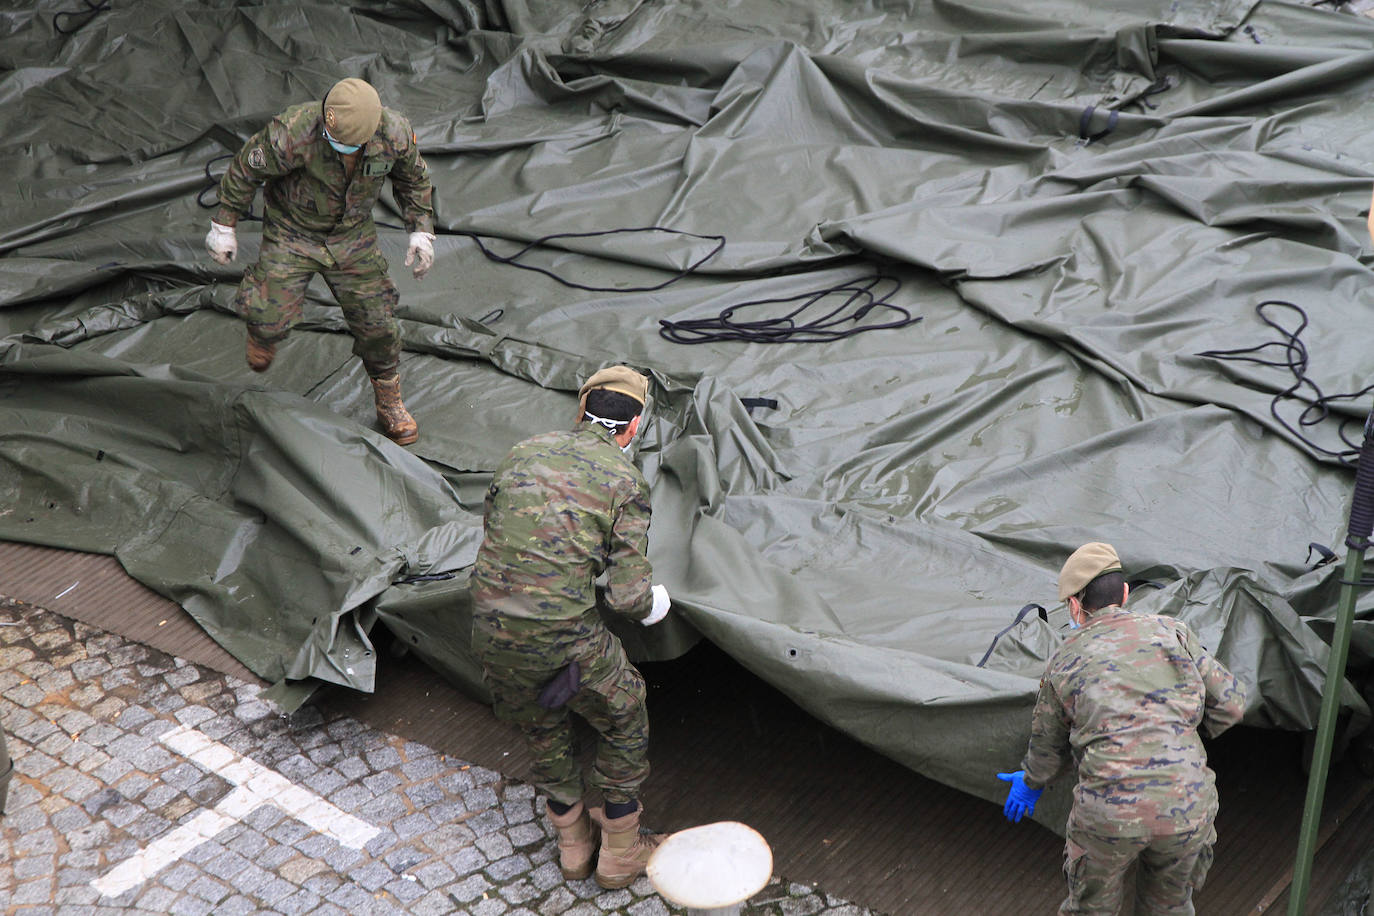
647,821,773,915
1077,106,1119,145
976,603,1047,668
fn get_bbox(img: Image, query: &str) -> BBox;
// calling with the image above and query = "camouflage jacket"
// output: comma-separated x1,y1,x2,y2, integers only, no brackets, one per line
1021,607,1247,837
214,101,433,239
469,423,654,664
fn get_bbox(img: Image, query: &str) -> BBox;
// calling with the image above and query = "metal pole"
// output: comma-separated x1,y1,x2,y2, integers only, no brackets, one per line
1286,550,1364,915
1287,400,1374,916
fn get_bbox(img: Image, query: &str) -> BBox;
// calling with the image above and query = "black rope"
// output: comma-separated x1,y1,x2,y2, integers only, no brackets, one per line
197,153,730,290
658,273,919,344
54,0,110,34
1196,300,1374,467
197,153,262,222
454,227,725,293
196,153,908,337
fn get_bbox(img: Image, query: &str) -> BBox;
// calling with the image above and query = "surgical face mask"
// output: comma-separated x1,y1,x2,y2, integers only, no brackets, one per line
323,126,361,154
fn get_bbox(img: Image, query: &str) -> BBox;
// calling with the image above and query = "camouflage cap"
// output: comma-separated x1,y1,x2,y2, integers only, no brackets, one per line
577,365,648,419
1058,542,1123,600
323,78,381,145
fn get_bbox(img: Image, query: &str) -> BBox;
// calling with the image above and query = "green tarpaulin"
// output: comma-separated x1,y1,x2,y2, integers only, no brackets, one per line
2,0,1372,828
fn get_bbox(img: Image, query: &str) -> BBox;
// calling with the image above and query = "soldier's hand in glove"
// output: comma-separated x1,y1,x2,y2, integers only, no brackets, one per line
641,584,671,626
996,770,1043,823
205,221,237,265
405,231,436,280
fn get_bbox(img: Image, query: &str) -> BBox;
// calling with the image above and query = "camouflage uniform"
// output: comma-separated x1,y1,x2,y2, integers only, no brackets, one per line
1022,607,1247,916
214,101,434,377
469,422,655,807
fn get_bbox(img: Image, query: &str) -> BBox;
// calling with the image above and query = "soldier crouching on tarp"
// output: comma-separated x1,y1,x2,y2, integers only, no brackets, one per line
467,366,674,889
997,543,1248,916
204,77,435,446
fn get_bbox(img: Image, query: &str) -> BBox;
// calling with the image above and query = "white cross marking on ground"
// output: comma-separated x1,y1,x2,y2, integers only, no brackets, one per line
91,723,381,898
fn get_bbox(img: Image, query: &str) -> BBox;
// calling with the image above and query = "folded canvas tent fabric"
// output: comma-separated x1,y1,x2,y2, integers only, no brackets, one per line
2,0,1372,828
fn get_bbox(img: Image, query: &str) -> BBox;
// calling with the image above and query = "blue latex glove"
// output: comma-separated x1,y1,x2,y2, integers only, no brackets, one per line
997,770,1043,823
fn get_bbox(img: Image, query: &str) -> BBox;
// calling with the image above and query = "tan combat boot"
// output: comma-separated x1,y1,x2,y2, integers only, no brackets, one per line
245,333,276,372
547,801,598,880
370,371,419,445
589,805,663,889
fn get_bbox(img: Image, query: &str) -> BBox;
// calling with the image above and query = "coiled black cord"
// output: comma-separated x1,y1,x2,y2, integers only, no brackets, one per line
198,154,261,222
54,0,110,34
199,155,717,284
196,156,920,343
454,227,724,294
658,272,918,344
1196,300,1374,467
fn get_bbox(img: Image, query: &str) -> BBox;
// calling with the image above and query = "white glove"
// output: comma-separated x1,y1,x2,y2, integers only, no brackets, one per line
641,584,671,626
404,231,436,280
205,220,237,265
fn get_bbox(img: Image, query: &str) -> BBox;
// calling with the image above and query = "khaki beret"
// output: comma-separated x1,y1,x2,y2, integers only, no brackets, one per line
577,366,648,420
1058,542,1123,600
324,78,381,145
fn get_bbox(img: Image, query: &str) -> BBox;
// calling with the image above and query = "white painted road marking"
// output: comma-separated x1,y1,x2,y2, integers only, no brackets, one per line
91,724,381,898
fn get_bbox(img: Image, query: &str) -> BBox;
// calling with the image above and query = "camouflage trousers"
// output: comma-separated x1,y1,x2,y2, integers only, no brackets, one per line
1060,820,1217,916
233,223,402,377
473,617,650,808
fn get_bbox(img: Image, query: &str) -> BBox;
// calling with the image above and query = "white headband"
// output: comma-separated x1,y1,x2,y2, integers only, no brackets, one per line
583,410,629,430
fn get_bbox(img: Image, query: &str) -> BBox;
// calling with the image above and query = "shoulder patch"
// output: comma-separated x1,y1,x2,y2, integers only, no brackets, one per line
248,147,267,170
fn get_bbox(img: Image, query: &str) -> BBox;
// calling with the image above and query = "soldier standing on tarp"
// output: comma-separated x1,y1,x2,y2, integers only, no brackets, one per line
468,366,673,890
204,77,435,445
997,542,1248,916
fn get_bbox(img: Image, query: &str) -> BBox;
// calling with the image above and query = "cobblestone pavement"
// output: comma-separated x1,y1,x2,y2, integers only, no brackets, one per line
0,598,882,916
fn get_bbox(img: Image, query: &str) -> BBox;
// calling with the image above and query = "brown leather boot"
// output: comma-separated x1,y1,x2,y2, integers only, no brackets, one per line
245,333,276,372
369,372,418,445
547,801,598,880
589,805,663,889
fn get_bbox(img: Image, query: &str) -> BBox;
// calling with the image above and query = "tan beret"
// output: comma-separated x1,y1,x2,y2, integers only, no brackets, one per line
1058,542,1123,600
577,365,648,420
324,78,381,145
